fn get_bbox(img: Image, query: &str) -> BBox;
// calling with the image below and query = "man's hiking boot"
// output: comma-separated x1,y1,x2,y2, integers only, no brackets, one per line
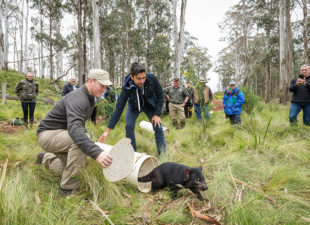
59,187,79,196
35,152,45,164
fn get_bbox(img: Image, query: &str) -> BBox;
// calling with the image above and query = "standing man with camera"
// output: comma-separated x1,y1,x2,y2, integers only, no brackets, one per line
15,72,39,127
289,64,310,125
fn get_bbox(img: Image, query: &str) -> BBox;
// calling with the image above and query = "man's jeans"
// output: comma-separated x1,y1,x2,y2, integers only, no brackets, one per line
194,103,210,120
21,101,36,124
289,102,310,125
126,105,166,155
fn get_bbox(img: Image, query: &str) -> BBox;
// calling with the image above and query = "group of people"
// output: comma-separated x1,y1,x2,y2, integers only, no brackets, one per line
163,77,214,129
14,62,309,196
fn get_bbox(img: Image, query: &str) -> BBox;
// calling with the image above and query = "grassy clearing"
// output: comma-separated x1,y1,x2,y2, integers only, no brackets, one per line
1,71,310,224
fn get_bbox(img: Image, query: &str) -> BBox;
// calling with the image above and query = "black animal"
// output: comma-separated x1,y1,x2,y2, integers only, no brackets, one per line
138,162,208,200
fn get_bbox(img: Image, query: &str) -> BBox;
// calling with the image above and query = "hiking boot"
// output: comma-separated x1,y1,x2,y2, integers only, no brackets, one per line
59,187,79,196
172,120,179,129
35,152,45,164
180,121,186,129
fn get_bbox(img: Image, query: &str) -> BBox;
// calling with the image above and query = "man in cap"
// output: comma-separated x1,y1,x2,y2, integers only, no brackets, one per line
36,69,113,196
193,78,213,120
99,62,166,155
164,77,189,129
223,81,245,125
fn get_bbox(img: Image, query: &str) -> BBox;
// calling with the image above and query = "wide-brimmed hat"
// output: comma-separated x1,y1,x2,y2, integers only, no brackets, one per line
95,138,135,182
199,78,207,83
88,69,113,86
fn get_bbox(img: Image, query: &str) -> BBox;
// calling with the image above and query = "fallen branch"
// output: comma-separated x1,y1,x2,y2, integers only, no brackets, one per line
0,159,9,192
35,191,41,205
187,201,221,225
90,200,114,225
232,177,275,205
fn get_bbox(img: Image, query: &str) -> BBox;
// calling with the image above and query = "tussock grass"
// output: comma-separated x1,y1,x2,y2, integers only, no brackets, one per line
1,71,310,224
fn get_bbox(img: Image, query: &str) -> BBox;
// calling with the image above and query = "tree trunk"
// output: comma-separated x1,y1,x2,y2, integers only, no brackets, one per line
3,0,9,70
92,0,101,68
0,3,4,70
56,20,63,78
279,0,291,104
19,0,24,73
77,0,84,85
145,0,151,71
49,12,53,80
242,0,249,87
83,0,87,82
173,0,187,80
40,14,44,78
23,0,29,73
302,0,308,64
172,0,178,78
264,60,271,102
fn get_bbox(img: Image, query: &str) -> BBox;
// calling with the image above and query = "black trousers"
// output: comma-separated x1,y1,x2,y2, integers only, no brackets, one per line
184,102,193,118
21,101,36,124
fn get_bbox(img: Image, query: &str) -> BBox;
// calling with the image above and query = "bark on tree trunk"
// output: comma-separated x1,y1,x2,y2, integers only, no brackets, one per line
92,0,101,68
56,20,63,78
173,0,187,80
49,12,53,80
83,0,87,82
0,3,4,70
19,0,24,73
279,0,292,104
23,0,29,73
77,0,84,85
242,0,249,87
302,0,308,64
40,14,44,78
3,0,9,70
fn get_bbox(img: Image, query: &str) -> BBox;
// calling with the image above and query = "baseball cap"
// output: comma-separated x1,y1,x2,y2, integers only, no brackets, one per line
173,77,180,81
229,81,236,85
88,69,113,86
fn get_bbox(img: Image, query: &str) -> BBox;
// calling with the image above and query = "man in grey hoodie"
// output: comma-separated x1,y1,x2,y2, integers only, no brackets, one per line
36,69,113,196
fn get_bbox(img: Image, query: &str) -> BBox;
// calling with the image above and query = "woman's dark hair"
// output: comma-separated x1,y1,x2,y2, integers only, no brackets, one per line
130,62,146,76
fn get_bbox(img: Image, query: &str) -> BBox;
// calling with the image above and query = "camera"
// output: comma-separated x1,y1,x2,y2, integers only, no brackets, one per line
299,74,304,79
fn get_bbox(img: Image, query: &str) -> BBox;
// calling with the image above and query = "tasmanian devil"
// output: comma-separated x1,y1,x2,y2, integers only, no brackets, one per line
138,162,208,200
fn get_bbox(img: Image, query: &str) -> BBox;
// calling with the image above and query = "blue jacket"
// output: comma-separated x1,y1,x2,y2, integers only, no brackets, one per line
223,87,245,115
108,73,164,129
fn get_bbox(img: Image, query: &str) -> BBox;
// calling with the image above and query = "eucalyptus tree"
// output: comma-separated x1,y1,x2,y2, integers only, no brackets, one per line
136,0,172,82
181,45,212,85
171,0,187,79
30,0,66,80
279,0,292,104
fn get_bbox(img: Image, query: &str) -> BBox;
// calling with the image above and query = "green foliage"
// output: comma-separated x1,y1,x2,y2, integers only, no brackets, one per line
241,87,261,114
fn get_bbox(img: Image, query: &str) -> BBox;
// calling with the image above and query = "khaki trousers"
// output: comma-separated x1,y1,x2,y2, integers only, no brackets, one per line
169,103,186,123
37,130,87,190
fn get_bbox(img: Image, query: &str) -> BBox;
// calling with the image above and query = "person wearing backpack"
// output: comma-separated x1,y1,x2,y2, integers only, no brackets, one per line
223,81,245,125
15,72,39,126
193,78,213,120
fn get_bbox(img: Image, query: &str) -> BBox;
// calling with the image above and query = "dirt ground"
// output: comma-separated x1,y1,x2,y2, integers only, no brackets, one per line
212,99,224,112
0,121,25,134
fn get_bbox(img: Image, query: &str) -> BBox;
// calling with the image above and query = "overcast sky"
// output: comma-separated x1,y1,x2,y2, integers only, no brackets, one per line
185,0,239,91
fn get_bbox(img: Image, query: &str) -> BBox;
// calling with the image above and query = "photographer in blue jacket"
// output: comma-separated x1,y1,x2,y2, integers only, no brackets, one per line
223,81,245,125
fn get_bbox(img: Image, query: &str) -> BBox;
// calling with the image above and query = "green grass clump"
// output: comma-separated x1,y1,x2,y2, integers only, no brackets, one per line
0,70,310,224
